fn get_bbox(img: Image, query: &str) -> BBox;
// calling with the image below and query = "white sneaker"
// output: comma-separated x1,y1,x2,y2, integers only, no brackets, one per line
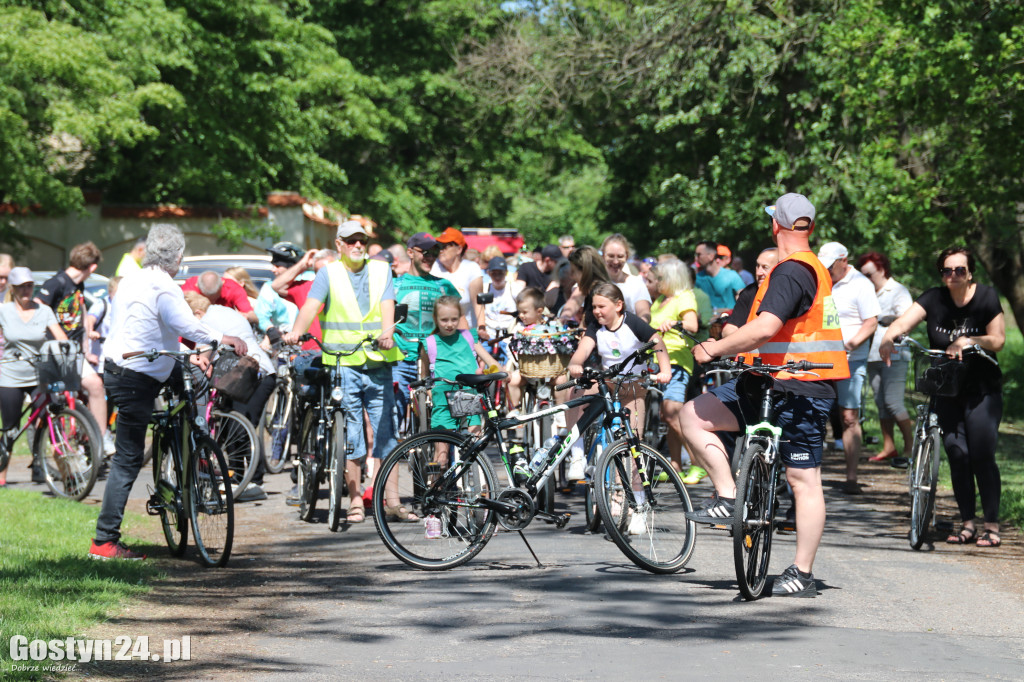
628,512,648,536
566,453,586,481
102,431,116,456
235,484,268,502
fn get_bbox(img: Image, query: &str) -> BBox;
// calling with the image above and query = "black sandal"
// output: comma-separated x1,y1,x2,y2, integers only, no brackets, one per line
946,527,977,544
977,530,1001,548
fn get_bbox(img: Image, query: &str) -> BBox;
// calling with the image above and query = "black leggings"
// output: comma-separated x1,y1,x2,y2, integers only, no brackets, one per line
933,390,1002,524
0,386,32,433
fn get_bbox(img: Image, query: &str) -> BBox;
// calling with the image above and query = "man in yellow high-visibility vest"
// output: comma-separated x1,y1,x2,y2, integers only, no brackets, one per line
284,220,405,523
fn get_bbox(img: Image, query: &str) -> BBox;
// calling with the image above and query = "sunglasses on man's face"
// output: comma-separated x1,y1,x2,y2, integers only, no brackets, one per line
940,266,968,278
342,236,368,246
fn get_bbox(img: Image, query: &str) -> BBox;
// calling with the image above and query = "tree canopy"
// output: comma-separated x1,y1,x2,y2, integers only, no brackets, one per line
2,0,1024,325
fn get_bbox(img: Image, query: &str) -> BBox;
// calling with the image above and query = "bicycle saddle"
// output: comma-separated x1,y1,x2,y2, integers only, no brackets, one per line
455,372,508,386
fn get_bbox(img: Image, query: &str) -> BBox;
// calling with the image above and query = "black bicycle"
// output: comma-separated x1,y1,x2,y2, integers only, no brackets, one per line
371,342,696,573
697,357,833,600
899,336,997,549
136,348,234,567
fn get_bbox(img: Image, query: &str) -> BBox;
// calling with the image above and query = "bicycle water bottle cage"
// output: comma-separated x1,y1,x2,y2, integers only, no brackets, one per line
47,381,65,393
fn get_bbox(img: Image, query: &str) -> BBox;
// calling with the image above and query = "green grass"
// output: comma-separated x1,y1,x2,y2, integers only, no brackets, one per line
0,489,161,679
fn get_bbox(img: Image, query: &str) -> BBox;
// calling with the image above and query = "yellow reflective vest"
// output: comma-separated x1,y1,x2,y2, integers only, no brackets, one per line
320,259,405,367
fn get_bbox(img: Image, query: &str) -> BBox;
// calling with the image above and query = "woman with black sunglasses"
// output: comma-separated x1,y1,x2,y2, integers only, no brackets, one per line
878,247,1005,548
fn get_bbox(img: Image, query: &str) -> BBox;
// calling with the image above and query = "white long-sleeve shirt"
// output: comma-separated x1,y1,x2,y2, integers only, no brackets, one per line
103,266,223,381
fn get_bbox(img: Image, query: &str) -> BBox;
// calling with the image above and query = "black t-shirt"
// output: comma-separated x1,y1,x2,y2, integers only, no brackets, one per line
516,261,551,291
916,284,1002,392
725,283,758,327
751,259,835,399
37,270,85,342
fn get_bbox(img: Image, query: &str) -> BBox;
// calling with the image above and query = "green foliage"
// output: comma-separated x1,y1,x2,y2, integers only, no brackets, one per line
210,214,281,252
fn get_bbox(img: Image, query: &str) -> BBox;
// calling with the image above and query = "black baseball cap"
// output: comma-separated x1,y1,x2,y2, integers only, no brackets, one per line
486,256,508,273
541,245,562,260
407,232,438,251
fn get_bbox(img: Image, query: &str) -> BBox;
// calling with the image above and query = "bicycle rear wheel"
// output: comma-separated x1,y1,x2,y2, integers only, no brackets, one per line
296,409,320,522
33,405,101,501
733,442,777,600
372,430,497,570
909,425,941,550
595,441,695,573
258,382,293,474
152,429,187,556
328,411,348,532
211,409,258,494
187,435,234,567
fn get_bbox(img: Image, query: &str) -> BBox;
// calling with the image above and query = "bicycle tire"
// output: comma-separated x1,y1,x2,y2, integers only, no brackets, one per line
297,408,320,522
643,391,665,452
33,405,101,501
414,389,429,435
372,430,498,570
211,410,258,494
733,441,777,600
152,428,187,556
594,441,695,574
536,404,556,514
328,411,348,532
909,425,941,550
187,435,234,567
583,425,602,531
258,382,293,474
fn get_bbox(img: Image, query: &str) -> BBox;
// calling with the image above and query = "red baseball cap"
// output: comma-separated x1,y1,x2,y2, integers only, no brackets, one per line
716,244,732,259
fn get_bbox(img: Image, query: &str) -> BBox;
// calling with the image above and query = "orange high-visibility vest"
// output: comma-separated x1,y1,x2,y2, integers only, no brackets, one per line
738,251,850,381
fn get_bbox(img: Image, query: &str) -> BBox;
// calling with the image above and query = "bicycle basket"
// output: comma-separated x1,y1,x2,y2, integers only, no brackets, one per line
35,340,83,392
445,390,486,418
915,356,964,398
212,349,260,402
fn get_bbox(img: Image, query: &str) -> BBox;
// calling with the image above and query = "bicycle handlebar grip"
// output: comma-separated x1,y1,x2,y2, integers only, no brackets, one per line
122,351,145,359
555,379,576,391
299,333,314,342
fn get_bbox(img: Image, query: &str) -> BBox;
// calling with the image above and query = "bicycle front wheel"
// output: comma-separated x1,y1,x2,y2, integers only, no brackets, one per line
372,430,497,570
328,411,348,532
187,435,234,567
258,382,293,474
151,428,187,556
733,442,777,600
909,425,941,550
296,408,320,522
33,405,101,501
595,441,695,574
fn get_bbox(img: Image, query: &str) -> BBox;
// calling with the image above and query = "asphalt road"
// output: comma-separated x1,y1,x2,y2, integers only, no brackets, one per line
8,453,1024,681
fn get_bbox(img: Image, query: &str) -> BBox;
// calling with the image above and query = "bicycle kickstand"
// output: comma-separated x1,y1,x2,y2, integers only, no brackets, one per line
517,531,543,568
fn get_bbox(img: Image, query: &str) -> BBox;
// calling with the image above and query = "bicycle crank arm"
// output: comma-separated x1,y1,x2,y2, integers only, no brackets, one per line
474,496,524,515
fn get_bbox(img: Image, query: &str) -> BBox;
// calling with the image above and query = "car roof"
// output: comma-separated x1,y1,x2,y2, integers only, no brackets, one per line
174,255,276,290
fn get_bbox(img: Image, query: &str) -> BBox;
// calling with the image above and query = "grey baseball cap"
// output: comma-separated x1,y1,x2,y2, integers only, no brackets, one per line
764,193,816,229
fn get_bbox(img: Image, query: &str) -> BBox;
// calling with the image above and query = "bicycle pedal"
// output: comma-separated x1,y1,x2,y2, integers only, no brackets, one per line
145,496,163,516
554,512,572,528
710,523,731,532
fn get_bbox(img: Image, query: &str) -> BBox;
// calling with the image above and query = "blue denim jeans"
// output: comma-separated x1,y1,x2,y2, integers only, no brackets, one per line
338,365,396,460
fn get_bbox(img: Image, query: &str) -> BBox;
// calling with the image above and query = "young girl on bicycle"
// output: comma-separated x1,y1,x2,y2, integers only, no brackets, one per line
565,282,671,483
422,296,499,441
504,287,551,415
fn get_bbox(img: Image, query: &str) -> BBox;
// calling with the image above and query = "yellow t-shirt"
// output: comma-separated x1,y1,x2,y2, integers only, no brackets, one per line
650,291,697,374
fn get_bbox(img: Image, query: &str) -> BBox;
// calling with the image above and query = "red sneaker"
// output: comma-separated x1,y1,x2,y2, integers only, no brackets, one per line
89,540,146,561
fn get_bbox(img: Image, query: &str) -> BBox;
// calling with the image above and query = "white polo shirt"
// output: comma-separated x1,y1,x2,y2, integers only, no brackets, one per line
831,267,881,363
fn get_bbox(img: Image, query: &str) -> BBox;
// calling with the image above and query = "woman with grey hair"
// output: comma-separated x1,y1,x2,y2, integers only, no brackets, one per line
90,223,249,560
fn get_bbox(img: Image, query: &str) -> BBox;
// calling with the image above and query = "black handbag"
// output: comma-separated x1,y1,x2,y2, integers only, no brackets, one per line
212,349,260,401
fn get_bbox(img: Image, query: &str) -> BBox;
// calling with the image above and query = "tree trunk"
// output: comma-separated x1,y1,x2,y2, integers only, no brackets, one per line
973,212,1024,330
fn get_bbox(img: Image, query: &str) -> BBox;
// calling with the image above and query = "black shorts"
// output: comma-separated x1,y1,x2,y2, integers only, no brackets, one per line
709,378,834,469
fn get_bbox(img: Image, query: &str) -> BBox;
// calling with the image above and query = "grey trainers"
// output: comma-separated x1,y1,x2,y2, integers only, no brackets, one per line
684,496,734,524
236,484,268,502
772,564,816,598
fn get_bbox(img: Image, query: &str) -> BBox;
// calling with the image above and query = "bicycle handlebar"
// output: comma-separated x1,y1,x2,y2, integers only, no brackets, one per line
896,335,999,366
299,333,379,357
123,344,235,362
555,340,657,391
704,358,834,376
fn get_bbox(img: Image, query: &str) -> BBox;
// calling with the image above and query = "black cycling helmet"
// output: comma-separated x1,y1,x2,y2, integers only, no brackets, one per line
266,241,303,266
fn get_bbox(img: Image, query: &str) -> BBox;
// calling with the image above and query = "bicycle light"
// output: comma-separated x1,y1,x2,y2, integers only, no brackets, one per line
330,386,344,403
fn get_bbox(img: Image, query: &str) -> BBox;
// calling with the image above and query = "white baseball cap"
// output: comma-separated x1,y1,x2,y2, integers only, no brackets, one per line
817,242,849,269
